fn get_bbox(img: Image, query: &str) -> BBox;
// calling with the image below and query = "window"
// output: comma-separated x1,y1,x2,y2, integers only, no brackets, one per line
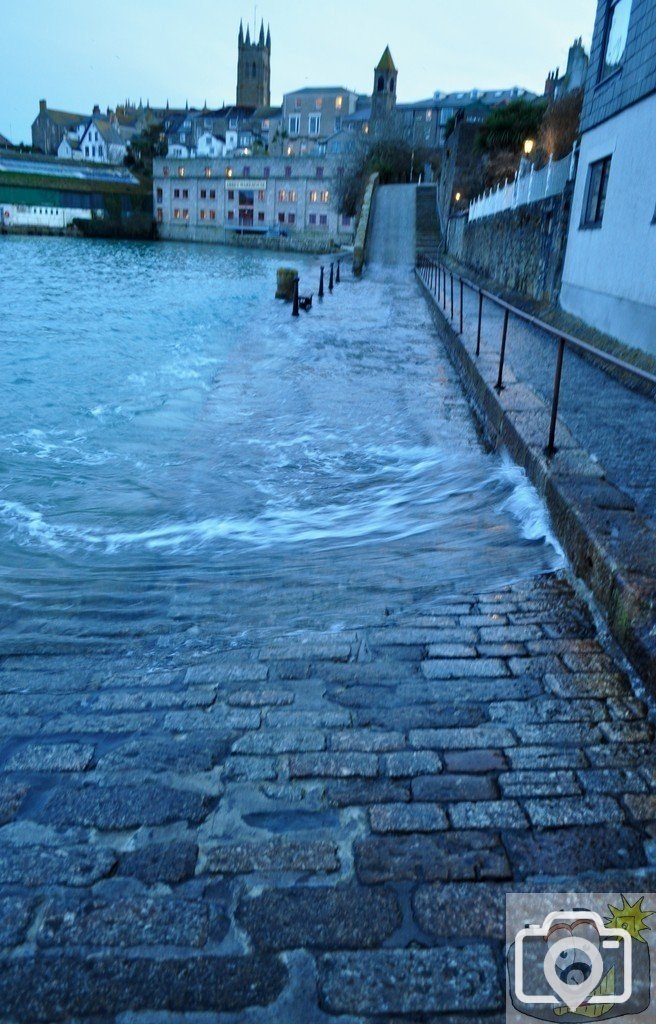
226,167,233,178
228,210,234,220
156,209,163,223
294,97,302,110
204,167,212,178
228,190,235,200
289,190,297,202
335,117,342,131
156,188,163,203
243,166,250,177
285,166,292,178
200,209,206,220
316,166,324,179
309,213,317,225
309,190,318,203
183,209,189,220
278,213,285,223
335,96,343,110
321,190,330,203
174,188,180,198
92,146,96,157
601,0,632,80
163,166,170,177
342,215,352,227
174,209,181,220
377,76,385,93
258,190,266,202
319,214,328,226
85,146,90,156
278,190,287,202
182,189,189,199
178,167,186,177
209,190,216,199
288,213,296,225
315,97,323,109
581,156,612,228
180,133,186,143
289,115,300,135
258,211,265,222
264,166,270,178
209,210,216,220
200,189,207,199
309,114,321,136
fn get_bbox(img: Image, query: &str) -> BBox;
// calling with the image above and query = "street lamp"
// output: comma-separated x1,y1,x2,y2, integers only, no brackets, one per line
524,138,535,156
455,192,462,202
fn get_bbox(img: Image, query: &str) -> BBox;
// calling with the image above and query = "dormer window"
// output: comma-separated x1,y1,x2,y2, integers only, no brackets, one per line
601,0,632,80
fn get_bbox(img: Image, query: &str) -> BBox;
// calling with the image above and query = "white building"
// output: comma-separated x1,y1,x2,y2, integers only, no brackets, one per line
560,0,656,356
77,115,128,165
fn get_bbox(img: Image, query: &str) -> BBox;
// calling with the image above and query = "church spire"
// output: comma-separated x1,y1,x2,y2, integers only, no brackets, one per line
238,19,243,44
266,24,271,50
245,24,251,45
259,20,265,45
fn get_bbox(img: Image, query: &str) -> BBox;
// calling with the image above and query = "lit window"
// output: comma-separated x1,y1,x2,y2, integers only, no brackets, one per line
278,190,287,202
209,210,216,220
581,155,612,228
363,123,369,135
335,96,343,110
200,209,206,220
315,97,323,109
204,167,212,177
321,190,330,203
601,0,632,79
178,166,186,177
174,208,181,219
309,114,321,136
426,110,433,121
183,209,189,220
289,190,297,202
309,190,318,203
287,146,294,156
226,167,233,178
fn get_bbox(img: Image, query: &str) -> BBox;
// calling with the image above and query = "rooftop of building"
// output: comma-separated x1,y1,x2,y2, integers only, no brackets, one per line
376,46,397,73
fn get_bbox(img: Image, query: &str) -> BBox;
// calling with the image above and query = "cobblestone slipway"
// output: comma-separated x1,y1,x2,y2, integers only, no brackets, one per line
0,266,654,1022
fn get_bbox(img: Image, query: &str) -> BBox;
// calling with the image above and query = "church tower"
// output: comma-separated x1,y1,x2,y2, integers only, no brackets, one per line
372,46,397,121
237,20,271,108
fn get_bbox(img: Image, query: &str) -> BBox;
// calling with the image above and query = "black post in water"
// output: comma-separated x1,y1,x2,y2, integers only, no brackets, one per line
438,264,442,304
319,266,324,298
547,338,566,456
442,268,447,309
476,290,483,356
495,308,510,390
329,263,334,292
292,276,300,317
336,259,341,284
459,279,464,334
450,273,454,319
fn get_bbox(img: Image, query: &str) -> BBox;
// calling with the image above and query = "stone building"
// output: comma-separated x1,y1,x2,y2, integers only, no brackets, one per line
560,0,656,355
32,100,88,155
545,38,590,100
237,20,271,108
282,88,360,152
153,154,354,246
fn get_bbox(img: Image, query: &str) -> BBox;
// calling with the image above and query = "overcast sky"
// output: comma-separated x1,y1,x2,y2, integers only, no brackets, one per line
1,0,598,143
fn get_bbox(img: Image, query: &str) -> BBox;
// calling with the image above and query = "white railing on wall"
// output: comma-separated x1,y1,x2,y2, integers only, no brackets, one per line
468,150,575,222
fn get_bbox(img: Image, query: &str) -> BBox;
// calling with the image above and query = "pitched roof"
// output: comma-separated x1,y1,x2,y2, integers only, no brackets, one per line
83,117,126,147
376,47,397,73
41,108,88,128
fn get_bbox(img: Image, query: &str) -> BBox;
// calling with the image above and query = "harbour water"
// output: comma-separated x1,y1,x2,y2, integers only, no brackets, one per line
0,236,563,654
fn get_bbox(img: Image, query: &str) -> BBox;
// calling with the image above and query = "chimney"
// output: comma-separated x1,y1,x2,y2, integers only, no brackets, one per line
93,104,100,115
39,99,47,113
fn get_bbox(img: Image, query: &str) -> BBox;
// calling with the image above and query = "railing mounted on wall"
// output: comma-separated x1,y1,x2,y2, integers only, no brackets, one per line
468,150,576,223
416,255,656,457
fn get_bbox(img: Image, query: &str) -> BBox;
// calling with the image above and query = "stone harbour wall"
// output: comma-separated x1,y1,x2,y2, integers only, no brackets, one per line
447,191,572,304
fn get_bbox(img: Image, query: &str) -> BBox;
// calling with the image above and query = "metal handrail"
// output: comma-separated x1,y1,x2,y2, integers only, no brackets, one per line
416,254,656,456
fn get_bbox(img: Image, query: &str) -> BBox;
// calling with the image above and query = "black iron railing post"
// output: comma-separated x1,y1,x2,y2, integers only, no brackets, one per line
547,338,566,456
450,273,454,319
336,259,341,284
476,290,483,356
459,279,464,334
319,266,324,298
329,263,334,292
292,276,300,317
495,308,509,390
437,262,441,303
443,268,447,310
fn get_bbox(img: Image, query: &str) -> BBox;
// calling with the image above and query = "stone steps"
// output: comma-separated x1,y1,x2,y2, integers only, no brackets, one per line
416,184,442,260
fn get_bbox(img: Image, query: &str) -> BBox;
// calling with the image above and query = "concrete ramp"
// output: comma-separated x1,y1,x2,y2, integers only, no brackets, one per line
365,184,416,268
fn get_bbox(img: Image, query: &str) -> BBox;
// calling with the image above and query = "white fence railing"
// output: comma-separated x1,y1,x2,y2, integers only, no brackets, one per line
468,151,575,222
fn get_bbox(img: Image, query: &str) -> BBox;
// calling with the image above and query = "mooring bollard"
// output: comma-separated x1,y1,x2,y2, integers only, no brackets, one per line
319,266,324,298
329,263,334,292
292,276,300,318
336,259,341,284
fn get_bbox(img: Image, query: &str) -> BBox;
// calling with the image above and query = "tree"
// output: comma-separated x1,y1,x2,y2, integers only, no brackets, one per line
336,136,420,216
476,99,547,156
125,122,167,177
538,89,583,162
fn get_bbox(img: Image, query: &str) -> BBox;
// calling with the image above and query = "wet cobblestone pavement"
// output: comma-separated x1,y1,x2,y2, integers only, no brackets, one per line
0,573,654,1022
